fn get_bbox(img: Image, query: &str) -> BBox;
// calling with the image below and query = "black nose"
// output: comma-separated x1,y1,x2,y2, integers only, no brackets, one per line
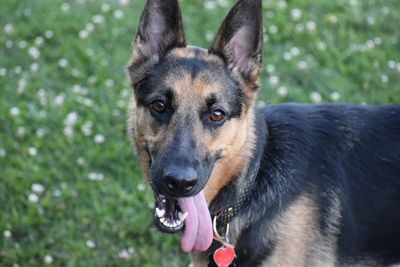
163,165,197,195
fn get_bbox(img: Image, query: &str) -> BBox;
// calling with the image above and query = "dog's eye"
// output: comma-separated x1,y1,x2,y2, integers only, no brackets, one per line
210,109,225,122
151,100,166,113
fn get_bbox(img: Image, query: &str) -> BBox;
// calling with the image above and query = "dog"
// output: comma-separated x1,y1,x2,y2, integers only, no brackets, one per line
127,0,400,266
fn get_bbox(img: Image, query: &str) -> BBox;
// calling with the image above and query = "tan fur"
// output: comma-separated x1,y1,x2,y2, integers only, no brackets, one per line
260,194,338,267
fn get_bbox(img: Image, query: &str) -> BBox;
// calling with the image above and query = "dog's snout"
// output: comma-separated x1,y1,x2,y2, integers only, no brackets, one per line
163,166,197,195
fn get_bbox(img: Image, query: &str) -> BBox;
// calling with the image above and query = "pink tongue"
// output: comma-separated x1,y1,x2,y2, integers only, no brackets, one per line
177,190,213,252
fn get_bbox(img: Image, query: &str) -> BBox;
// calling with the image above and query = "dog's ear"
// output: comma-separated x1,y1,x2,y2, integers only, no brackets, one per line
209,0,263,89
129,0,186,87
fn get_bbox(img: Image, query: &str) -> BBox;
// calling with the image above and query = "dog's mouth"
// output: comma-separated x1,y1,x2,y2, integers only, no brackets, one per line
152,191,213,252
153,194,186,233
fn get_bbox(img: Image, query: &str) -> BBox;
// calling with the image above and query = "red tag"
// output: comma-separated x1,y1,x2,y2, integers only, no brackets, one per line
213,246,236,267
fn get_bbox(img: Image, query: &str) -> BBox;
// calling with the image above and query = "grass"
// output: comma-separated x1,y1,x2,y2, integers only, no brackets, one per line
0,0,399,266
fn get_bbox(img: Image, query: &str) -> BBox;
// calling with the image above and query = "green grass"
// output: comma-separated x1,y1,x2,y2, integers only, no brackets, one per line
0,0,399,266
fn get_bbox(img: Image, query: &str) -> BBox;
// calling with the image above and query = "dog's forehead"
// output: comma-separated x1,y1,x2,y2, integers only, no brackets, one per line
160,46,232,97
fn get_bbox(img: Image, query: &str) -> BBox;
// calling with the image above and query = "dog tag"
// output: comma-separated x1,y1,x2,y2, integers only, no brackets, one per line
213,246,236,267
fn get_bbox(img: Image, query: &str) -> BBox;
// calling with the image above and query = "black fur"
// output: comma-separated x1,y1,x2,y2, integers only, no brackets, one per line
209,104,400,266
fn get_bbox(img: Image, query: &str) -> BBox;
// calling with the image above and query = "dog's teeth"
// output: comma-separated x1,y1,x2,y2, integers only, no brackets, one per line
160,217,165,223
178,212,188,222
172,222,177,228
176,219,182,225
155,207,165,218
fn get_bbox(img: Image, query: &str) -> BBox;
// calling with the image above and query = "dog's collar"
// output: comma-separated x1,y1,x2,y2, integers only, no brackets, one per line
211,110,266,231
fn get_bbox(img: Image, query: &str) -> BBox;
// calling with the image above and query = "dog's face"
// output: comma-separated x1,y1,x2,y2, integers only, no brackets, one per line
127,0,262,252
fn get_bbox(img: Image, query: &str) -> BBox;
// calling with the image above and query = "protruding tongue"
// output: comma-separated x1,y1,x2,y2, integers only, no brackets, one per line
178,190,213,252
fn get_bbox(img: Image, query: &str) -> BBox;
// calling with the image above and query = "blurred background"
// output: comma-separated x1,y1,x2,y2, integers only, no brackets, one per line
0,0,399,266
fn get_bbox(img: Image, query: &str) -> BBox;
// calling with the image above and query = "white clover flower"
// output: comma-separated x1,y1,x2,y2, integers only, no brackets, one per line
85,23,95,32
18,40,28,49
81,121,93,136
64,112,78,126
31,183,45,194
266,64,275,74
113,10,124,19
330,92,340,102
44,255,53,264
54,94,65,107
82,98,93,107
4,24,14,33
310,91,322,103
38,88,46,97
36,128,46,138
105,79,114,87
268,25,278,34
28,47,40,59
366,40,375,50
204,0,217,9
94,134,105,144
381,74,389,83
137,183,146,191
58,58,68,68
290,47,300,56
35,36,44,46
277,86,288,97
387,60,396,69
119,249,131,260
3,230,12,238
15,65,22,74
0,148,6,157
205,31,214,42
30,63,39,72
291,9,302,21
86,240,96,248
17,127,25,137
269,75,280,86
349,0,358,6
9,107,20,116
79,30,89,39
277,0,287,9
28,147,38,156
317,41,327,51
88,76,97,84
101,3,110,12
382,6,389,15
76,157,85,166
306,21,316,32
367,16,375,25
71,68,80,77
283,52,292,61
53,190,61,197
92,15,105,24
61,3,70,12
373,37,382,45
45,30,53,39
327,14,338,24
28,193,39,203
119,0,129,6
297,60,308,70
63,126,74,138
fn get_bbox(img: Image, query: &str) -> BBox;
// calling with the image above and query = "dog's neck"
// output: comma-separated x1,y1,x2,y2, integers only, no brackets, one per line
208,106,267,230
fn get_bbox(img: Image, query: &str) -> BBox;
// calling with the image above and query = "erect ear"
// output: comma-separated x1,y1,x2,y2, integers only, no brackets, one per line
209,0,263,89
128,0,186,87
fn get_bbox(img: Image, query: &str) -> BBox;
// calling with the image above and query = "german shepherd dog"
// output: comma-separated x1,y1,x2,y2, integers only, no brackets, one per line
127,0,400,266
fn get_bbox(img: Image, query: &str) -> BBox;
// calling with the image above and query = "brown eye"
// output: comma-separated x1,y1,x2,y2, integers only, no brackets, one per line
151,100,166,113
210,109,225,122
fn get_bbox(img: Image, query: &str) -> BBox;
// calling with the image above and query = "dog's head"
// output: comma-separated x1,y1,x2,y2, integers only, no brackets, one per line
127,0,262,252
